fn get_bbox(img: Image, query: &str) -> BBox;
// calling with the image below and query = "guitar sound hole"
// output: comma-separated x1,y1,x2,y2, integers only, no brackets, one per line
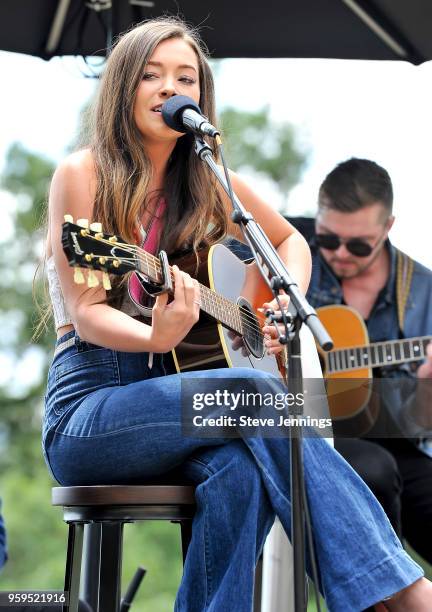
237,298,265,359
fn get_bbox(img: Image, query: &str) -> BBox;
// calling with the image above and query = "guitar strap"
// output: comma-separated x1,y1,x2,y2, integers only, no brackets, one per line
396,248,414,334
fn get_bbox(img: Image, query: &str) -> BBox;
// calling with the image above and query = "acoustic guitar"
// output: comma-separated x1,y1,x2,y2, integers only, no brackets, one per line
61,217,333,436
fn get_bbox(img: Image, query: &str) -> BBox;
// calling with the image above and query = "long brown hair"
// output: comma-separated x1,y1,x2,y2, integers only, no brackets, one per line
89,16,227,253
34,17,227,337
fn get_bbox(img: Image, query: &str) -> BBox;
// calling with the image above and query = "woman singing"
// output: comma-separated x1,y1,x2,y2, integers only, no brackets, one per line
42,17,431,611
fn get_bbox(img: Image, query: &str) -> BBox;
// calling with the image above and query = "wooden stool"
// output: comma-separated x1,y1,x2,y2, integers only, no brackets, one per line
52,485,196,612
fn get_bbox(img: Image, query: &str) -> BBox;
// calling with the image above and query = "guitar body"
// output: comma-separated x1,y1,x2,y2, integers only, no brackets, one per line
317,305,377,434
170,244,281,376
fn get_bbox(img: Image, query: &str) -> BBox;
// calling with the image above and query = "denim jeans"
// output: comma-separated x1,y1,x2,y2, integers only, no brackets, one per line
43,331,423,612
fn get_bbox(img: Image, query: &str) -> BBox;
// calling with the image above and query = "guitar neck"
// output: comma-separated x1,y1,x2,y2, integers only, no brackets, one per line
62,220,288,373
136,246,243,334
327,336,432,374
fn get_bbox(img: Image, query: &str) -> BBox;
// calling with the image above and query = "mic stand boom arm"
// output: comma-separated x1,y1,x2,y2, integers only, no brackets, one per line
194,138,332,351
194,136,333,612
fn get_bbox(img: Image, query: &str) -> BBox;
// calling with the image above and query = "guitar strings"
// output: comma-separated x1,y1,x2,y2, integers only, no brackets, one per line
106,257,263,342
133,250,262,333
79,236,267,344
83,231,285,352
93,235,264,334
93,236,267,335
133,248,270,331
134,250,266,339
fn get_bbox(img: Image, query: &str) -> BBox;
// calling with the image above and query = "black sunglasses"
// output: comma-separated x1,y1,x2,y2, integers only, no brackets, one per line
315,233,377,257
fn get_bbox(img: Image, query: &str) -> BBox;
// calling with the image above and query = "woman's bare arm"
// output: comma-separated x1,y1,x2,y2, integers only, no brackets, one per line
49,150,200,352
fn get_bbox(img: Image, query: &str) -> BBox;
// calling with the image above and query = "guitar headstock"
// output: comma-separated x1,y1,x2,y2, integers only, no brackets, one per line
62,215,139,289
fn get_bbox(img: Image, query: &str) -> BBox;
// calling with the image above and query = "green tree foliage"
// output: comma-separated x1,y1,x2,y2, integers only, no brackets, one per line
0,143,55,348
219,106,307,205
0,143,56,474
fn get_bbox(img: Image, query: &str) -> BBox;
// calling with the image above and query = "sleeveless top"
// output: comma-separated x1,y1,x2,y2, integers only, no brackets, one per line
47,201,165,331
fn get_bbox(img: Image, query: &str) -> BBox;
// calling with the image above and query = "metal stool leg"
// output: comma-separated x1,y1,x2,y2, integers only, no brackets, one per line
98,521,124,612
64,522,84,612
253,557,263,612
179,520,193,564
80,523,102,611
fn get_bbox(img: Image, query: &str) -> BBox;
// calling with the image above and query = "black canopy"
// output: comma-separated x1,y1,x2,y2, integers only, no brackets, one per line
0,0,431,64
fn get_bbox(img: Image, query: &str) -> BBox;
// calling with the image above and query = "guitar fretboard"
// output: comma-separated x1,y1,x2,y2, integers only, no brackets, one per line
327,336,431,374
136,246,246,336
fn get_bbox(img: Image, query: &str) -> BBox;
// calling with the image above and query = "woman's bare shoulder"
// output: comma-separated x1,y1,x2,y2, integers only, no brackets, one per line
48,148,98,228
53,148,96,183
50,149,97,206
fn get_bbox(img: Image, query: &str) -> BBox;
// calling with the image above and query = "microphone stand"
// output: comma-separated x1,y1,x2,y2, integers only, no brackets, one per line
193,135,333,611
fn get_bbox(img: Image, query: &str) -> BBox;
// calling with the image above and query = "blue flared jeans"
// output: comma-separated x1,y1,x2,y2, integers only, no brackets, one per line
42,332,423,612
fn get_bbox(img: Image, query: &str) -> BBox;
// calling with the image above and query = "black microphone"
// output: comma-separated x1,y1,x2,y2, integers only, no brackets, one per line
161,95,220,138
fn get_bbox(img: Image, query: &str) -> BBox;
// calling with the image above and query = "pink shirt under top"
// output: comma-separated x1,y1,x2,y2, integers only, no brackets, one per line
129,199,166,307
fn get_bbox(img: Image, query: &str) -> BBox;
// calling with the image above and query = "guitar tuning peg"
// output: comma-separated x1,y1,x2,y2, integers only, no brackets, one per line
77,218,89,228
102,272,112,290
87,270,100,288
64,214,74,223
90,222,102,232
73,268,85,284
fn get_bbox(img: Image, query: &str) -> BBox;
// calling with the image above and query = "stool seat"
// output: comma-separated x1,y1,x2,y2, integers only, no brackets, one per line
53,485,196,522
52,485,196,506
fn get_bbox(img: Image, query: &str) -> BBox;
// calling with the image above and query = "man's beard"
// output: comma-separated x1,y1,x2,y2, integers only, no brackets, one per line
329,245,384,279
331,259,363,278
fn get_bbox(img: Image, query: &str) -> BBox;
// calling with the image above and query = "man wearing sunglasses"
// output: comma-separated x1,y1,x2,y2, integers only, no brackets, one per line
287,157,432,564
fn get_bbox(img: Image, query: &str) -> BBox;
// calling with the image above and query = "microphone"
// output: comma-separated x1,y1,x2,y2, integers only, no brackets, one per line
161,95,220,138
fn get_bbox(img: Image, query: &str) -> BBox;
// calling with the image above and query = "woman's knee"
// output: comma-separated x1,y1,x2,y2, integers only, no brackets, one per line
190,441,264,499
